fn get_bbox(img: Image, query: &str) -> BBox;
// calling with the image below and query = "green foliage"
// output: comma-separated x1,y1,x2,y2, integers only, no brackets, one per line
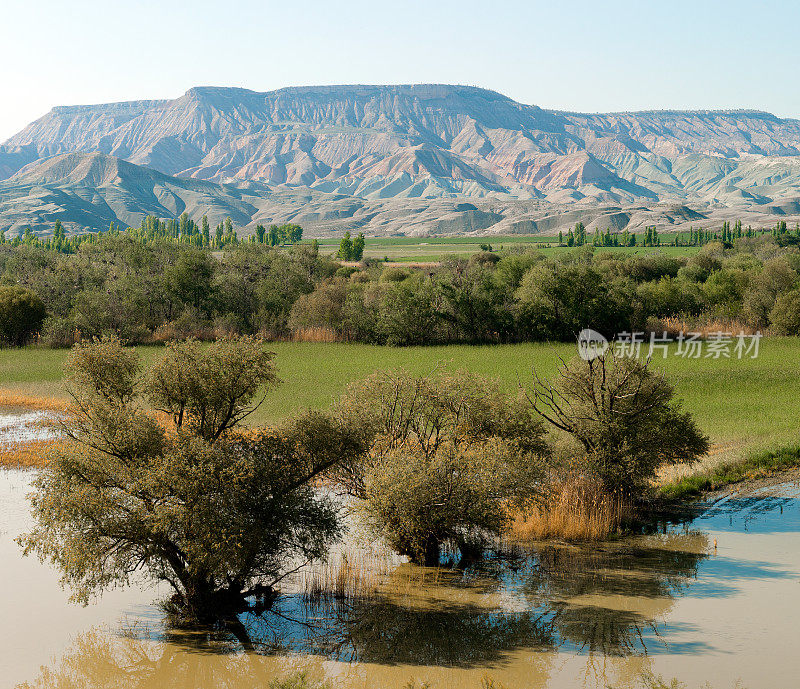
145,338,278,441
337,231,353,260
0,285,46,346
336,231,365,261
532,354,709,496
769,289,800,334
4,225,800,349
18,336,350,619
516,261,630,340
331,369,548,564
165,249,217,316
352,232,365,260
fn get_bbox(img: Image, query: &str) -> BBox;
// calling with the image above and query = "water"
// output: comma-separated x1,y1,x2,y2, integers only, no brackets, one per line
0,410,60,445
1,444,799,687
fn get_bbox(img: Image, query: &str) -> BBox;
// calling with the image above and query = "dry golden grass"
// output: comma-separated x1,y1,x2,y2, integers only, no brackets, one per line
301,550,392,603
0,392,70,412
0,439,65,469
299,548,453,606
506,475,628,542
646,315,758,338
290,326,345,343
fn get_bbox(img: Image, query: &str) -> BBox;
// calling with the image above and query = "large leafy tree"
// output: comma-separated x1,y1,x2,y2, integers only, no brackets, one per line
20,336,360,620
0,285,46,346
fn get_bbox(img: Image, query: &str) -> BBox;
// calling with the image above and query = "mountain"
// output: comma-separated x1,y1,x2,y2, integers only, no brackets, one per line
2,84,800,235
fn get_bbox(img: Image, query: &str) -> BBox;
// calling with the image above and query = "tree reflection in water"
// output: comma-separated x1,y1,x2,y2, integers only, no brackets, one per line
19,530,710,689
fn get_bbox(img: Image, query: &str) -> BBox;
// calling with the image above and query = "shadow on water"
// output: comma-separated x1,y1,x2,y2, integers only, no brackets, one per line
19,487,800,688
149,528,715,667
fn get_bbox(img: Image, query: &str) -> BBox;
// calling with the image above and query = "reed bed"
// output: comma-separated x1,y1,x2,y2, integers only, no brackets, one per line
300,550,394,603
645,315,757,338
506,476,628,542
0,392,69,412
290,327,345,343
0,439,62,469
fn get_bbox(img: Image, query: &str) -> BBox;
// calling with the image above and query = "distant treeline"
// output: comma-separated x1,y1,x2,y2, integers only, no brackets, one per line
3,228,800,348
0,214,303,252
557,220,800,248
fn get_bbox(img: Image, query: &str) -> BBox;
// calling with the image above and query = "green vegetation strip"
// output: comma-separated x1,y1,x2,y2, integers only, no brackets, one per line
659,445,800,500
4,339,800,449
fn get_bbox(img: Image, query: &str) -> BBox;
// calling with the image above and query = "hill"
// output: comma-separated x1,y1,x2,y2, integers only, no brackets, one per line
2,84,800,235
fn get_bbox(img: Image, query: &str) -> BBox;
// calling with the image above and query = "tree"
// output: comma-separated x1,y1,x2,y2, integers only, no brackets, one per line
201,216,211,247
516,261,630,341
164,249,216,316
19,336,360,620
769,289,800,335
255,224,266,244
529,353,708,496
337,232,354,260
352,232,365,261
0,286,47,346
331,369,548,565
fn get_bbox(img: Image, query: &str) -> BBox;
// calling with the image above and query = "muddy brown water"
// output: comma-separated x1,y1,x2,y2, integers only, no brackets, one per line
1,412,799,688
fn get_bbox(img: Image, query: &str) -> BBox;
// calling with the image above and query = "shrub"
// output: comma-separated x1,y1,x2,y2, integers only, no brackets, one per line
40,315,77,348
769,289,800,334
288,281,348,335
331,369,549,564
379,266,410,282
0,285,46,346
742,257,797,328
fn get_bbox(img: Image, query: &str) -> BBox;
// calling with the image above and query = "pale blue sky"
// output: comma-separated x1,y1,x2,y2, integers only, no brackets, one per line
2,0,798,141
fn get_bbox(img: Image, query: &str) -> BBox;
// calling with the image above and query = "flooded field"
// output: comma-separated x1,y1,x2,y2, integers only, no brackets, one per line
1,411,799,689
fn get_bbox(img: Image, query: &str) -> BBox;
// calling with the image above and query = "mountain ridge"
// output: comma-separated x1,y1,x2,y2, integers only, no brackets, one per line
3,84,800,235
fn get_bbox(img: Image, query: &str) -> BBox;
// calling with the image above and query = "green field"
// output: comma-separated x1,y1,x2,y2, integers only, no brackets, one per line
1,339,798,458
311,235,699,262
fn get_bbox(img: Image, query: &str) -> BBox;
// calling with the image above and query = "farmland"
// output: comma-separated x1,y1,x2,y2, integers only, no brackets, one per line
2,337,797,455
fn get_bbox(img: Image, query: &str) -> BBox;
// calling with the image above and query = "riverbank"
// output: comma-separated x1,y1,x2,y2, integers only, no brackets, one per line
659,445,800,500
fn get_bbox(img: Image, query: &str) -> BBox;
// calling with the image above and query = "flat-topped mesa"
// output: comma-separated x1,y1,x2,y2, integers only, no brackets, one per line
2,84,800,225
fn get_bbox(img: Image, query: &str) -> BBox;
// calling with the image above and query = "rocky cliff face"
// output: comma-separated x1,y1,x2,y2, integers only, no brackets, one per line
2,84,800,235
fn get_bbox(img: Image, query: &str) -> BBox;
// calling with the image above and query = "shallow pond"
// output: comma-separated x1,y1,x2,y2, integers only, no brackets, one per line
1,418,799,688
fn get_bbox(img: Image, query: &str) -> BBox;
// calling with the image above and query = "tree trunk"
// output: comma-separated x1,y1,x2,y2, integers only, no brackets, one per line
423,535,441,567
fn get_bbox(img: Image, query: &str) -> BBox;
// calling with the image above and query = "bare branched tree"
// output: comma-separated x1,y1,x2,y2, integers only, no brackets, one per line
528,353,709,496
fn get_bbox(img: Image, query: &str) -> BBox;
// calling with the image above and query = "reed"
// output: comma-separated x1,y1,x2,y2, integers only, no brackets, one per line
0,439,63,469
0,392,69,411
290,327,344,343
506,475,628,541
301,550,392,603
645,315,757,338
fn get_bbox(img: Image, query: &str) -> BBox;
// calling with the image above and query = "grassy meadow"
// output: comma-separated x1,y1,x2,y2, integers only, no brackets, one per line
312,235,700,262
2,338,798,459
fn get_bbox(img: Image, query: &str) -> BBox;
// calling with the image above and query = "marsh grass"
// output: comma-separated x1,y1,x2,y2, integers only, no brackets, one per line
0,391,70,411
298,548,452,604
0,439,61,469
506,475,628,541
301,551,387,603
290,327,345,343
